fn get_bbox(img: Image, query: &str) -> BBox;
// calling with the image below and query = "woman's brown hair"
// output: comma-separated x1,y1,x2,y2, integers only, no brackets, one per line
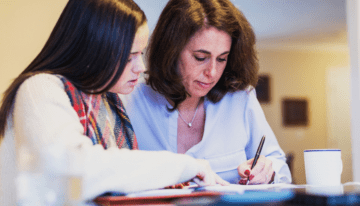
146,0,258,111
0,0,146,140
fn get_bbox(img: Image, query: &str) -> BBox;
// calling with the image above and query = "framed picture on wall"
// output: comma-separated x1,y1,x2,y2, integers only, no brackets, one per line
282,98,308,127
255,74,270,103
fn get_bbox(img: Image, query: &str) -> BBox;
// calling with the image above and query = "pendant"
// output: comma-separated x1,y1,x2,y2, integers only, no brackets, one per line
188,123,192,127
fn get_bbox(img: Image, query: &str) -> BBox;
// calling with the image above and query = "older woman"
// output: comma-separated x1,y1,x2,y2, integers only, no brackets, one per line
126,0,291,185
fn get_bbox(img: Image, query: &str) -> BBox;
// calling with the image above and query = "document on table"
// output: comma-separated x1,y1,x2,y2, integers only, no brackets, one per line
126,188,194,197
125,183,299,197
194,183,298,193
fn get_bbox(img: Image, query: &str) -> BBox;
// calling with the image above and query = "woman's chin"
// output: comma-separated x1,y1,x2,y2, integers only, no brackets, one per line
109,87,134,95
188,90,209,99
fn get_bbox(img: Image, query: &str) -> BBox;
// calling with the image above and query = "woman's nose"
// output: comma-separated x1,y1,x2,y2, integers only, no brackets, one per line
205,59,217,78
132,56,146,74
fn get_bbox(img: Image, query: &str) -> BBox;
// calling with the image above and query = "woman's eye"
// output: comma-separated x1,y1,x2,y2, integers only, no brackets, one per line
194,56,206,61
127,58,132,62
217,58,227,62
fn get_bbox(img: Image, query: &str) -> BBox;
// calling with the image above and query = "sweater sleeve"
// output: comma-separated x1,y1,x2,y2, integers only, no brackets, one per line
13,74,200,201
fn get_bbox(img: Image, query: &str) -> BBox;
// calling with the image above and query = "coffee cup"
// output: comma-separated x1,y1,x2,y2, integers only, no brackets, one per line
305,185,344,196
304,149,342,185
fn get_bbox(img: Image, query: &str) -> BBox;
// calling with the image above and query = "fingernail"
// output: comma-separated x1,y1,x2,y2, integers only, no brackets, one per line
238,179,246,185
249,175,255,180
245,170,250,176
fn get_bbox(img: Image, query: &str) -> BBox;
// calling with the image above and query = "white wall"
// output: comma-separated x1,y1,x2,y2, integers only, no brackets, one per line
347,0,360,182
133,0,168,32
326,67,352,183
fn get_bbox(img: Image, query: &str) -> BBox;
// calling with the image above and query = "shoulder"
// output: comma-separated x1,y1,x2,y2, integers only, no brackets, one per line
133,81,158,98
127,81,166,105
16,73,70,108
216,87,256,106
20,73,65,93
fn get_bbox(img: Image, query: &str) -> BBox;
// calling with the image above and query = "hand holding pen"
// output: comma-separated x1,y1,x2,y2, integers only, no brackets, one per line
237,135,275,185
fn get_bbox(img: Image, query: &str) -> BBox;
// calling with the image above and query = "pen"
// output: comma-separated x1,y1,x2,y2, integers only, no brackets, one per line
246,135,266,185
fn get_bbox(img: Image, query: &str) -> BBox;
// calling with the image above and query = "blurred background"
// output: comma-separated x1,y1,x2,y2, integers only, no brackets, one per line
0,0,353,184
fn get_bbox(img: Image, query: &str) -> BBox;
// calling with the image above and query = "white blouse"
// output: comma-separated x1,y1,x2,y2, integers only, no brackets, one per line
125,82,292,184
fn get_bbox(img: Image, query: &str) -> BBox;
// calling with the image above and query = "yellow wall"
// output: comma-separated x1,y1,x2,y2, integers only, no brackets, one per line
258,47,351,184
0,0,67,100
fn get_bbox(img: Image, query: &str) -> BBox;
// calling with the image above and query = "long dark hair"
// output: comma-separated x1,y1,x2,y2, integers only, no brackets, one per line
146,0,258,111
0,0,146,139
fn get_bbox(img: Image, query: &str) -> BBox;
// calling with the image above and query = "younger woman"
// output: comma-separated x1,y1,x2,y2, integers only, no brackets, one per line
0,0,227,204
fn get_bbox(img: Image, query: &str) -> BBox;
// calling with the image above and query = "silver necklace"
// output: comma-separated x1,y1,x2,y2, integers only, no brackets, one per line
178,102,200,128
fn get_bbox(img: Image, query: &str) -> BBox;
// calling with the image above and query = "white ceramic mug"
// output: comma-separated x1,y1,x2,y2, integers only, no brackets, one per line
304,149,342,185
305,185,344,196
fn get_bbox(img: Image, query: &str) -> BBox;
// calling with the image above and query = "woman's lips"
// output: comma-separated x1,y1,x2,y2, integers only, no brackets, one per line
128,79,138,86
196,80,212,89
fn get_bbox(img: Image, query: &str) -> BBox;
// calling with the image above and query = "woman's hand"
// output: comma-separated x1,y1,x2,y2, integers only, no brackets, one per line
164,159,229,189
164,181,190,189
237,155,275,185
193,159,230,187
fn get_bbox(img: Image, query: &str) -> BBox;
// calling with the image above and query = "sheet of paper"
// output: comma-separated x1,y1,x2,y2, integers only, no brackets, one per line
193,183,299,194
126,188,194,197
125,183,299,197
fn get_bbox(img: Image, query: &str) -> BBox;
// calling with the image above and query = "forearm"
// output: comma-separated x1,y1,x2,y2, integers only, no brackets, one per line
80,148,199,200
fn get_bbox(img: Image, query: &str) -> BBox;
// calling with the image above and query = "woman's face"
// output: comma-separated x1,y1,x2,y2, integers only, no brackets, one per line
178,26,232,98
109,23,149,94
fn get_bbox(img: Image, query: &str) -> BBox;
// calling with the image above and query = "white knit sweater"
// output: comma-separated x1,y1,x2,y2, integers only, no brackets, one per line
0,74,200,204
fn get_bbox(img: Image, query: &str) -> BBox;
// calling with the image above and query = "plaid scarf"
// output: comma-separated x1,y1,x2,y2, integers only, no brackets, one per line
59,76,138,150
